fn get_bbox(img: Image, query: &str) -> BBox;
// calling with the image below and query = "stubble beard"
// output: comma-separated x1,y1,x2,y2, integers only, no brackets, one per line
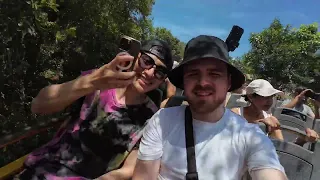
187,96,225,114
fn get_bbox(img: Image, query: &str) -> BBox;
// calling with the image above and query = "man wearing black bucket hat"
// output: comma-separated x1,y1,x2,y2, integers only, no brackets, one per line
133,35,287,180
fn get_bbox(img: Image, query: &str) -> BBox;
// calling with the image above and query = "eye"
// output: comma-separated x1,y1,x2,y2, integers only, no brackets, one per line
185,72,197,77
143,58,153,65
141,55,153,64
209,72,221,76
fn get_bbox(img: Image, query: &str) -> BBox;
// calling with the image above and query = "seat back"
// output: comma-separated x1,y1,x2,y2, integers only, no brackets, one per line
164,95,186,108
272,138,320,180
274,108,313,131
175,88,184,96
270,100,284,114
226,93,249,109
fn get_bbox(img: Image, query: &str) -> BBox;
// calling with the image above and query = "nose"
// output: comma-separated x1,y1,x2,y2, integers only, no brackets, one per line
198,74,211,86
265,96,274,104
144,66,155,78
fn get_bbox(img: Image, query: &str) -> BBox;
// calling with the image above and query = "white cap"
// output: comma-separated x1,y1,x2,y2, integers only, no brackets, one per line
244,79,284,97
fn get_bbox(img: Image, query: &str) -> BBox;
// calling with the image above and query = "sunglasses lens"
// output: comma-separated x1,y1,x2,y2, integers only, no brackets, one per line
139,53,168,80
155,70,167,79
139,54,154,69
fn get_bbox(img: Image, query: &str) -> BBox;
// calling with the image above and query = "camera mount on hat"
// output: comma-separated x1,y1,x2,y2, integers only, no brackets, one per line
225,25,244,52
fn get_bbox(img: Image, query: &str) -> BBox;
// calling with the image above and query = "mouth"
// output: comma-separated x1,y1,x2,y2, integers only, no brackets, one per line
193,90,213,97
138,76,152,86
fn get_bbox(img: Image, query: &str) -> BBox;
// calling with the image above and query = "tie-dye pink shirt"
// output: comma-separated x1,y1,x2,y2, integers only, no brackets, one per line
19,70,158,180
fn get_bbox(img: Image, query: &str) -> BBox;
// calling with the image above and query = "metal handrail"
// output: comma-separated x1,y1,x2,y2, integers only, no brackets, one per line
0,114,69,149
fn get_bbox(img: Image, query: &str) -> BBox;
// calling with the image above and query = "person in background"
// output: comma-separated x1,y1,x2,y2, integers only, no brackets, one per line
133,35,287,180
281,87,315,119
160,79,177,108
231,79,284,140
314,99,320,119
160,61,185,108
232,80,319,145
225,82,249,109
16,39,173,180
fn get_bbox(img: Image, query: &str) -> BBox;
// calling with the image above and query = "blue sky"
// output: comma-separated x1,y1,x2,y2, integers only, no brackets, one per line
151,0,320,58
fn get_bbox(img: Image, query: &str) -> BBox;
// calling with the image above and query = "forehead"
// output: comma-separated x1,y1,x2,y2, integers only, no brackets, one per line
184,58,228,72
145,52,166,67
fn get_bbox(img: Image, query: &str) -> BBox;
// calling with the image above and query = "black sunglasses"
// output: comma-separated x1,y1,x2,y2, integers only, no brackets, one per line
138,53,169,80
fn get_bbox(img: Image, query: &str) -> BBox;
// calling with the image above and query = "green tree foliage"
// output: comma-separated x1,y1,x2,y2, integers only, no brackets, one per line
243,19,320,91
0,0,184,165
229,57,251,74
151,27,186,62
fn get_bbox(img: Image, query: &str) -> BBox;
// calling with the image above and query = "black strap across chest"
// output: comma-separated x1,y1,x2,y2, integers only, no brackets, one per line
185,106,199,180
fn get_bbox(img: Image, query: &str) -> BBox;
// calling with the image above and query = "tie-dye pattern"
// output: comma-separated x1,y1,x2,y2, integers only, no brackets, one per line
16,71,158,180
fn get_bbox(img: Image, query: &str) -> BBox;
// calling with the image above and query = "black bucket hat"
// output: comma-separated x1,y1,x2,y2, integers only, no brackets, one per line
168,35,245,92
140,39,173,70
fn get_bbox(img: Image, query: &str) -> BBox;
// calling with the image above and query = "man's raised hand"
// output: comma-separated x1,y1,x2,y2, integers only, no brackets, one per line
89,54,136,91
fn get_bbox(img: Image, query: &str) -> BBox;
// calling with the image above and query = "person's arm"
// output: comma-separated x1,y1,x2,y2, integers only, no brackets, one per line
31,74,95,114
268,129,284,141
281,97,300,109
282,89,310,109
133,159,161,180
305,105,315,119
245,125,287,179
251,169,288,180
132,111,164,180
258,116,284,141
31,55,136,115
294,128,319,146
160,98,169,108
96,150,139,180
165,78,176,98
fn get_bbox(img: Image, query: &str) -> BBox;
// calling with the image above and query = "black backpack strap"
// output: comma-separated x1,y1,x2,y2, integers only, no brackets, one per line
185,106,199,180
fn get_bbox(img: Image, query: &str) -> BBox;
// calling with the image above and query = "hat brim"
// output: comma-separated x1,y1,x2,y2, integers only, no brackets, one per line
255,89,284,97
168,57,245,92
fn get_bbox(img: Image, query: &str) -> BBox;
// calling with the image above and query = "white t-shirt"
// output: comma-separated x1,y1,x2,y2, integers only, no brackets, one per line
281,99,315,118
138,105,285,180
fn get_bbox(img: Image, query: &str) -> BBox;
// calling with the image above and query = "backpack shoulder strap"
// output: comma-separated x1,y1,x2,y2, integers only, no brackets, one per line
185,106,199,180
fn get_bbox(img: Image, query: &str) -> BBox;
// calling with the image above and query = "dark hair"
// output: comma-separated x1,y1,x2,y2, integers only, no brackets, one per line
295,86,306,95
243,93,259,102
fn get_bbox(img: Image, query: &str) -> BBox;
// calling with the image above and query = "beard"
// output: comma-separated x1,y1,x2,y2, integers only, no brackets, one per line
187,96,226,114
186,84,226,114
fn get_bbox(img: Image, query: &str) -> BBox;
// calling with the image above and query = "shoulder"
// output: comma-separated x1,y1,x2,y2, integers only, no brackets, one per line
160,105,186,116
147,105,186,131
151,105,186,123
302,104,314,114
303,104,315,117
303,104,313,111
225,109,247,125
